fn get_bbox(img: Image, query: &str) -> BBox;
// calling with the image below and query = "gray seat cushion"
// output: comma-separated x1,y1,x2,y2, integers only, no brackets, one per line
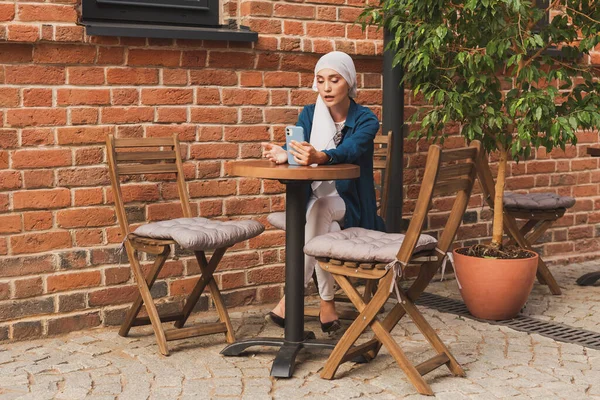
133,217,264,251
304,227,438,264
504,192,576,210
267,212,286,230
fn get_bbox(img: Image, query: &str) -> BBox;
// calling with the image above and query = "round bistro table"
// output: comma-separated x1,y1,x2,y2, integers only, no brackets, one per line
220,160,360,378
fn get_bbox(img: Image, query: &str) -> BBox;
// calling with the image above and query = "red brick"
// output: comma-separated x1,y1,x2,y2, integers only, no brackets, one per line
111,88,139,105
0,171,21,190
147,202,185,221
0,298,54,323
0,254,55,278
75,147,103,165
248,265,284,284
208,52,255,69
89,286,137,306
181,50,207,67
57,167,109,187
7,108,67,127
7,24,39,42
101,107,154,124
264,71,300,88
187,180,237,198
195,88,221,105
57,89,110,106
5,65,64,85
274,4,315,18
257,53,281,70
67,67,105,85
13,188,70,210
98,46,124,65
34,44,96,64
128,49,181,67
0,44,32,63
47,312,101,335
190,107,237,124
107,68,159,85
18,4,77,22
69,108,98,125
225,197,269,215
14,277,43,299
0,151,7,169
12,149,72,169
21,128,54,146
105,267,130,285
190,69,237,86
75,229,103,246
55,25,84,41
224,126,270,142
219,271,246,290
0,88,19,107
246,18,282,34
23,88,52,107
240,1,272,16
240,71,263,87
265,108,299,123
162,69,188,85
57,207,115,228
0,283,9,301
58,126,113,146
222,89,269,105
11,231,71,254
0,214,21,234
47,270,101,293
190,143,238,160
23,211,53,231
156,107,187,123
0,3,15,21
169,277,197,296
141,88,193,105
23,170,54,188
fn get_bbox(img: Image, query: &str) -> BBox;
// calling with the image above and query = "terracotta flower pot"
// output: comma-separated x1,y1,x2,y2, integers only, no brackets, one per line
452,248,539,320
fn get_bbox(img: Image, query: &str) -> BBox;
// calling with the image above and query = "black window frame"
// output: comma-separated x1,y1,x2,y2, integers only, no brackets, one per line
81,0,257,41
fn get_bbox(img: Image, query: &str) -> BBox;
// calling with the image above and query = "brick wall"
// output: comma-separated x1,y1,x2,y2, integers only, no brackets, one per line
0,0,599,342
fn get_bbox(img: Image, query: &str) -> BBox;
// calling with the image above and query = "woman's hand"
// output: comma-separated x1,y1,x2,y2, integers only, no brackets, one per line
262,143,288,164
289,141,329,166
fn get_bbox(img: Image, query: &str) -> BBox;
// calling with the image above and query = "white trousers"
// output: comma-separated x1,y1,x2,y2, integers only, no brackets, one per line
304,195,346,301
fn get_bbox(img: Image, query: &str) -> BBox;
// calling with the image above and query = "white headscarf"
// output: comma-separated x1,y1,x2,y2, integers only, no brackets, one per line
309,51,358,154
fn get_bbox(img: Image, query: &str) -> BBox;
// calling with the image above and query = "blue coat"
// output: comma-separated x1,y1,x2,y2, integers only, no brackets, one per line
294,99,386,232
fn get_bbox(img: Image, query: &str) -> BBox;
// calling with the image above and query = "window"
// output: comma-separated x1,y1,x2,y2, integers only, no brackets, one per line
81,0,257,41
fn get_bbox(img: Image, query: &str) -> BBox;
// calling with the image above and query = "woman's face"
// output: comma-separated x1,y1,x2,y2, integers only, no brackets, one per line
315,68,350,107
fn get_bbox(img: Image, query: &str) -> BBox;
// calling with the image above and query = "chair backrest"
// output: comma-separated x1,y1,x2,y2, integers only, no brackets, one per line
396,141,481,264
106,134,191,237
373,130,394,220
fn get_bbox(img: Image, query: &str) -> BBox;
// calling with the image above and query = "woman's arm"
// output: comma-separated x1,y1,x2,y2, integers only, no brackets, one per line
322,112,379,164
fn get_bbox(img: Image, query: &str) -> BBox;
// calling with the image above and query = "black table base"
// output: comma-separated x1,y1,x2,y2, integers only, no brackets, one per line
221,334,336,377
221,181,336,377
576,272,600,286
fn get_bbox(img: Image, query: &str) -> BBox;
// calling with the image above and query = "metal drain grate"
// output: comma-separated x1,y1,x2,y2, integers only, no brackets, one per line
415,292,600,351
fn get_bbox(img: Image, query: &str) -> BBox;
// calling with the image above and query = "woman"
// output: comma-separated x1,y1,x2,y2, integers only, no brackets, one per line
263,51,385,333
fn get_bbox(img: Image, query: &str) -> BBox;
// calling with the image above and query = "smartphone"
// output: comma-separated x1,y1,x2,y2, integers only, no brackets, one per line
285,126,304,165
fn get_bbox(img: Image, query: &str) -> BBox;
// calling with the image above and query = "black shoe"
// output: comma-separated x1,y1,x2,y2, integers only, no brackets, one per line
265,311,285,328
320,317,341,333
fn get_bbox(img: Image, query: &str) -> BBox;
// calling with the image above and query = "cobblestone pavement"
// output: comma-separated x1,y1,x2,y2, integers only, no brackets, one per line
1,261,599,399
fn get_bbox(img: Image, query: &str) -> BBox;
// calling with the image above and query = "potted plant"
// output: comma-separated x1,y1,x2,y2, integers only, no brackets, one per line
361,0,600,319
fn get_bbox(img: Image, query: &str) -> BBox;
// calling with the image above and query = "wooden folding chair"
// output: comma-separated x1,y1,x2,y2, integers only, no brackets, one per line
106,134,263,355
304,142,480,395
475,151,570,295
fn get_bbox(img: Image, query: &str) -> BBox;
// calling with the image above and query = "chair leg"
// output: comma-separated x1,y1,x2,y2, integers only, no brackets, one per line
120,244,170,356
192,249,235,343
325,273,434,396
174,248,226,329
536,257,562,295
119,246,170,338
396,290,465,377
320,273,391,380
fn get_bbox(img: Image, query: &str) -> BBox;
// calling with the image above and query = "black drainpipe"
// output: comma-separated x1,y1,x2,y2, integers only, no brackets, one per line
382,28,405,233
